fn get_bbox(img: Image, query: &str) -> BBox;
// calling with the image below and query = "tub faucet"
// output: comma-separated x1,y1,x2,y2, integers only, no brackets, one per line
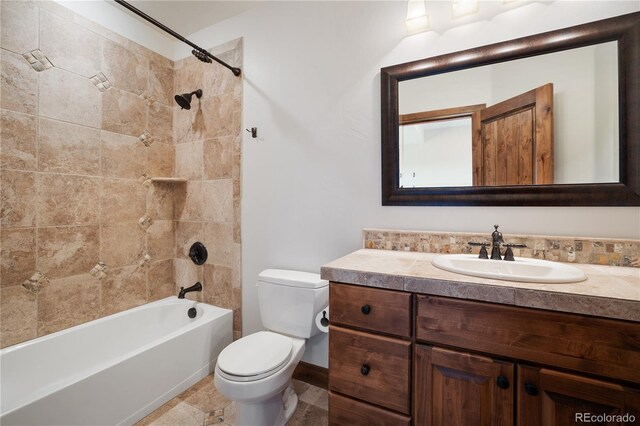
491,225,504,260
178,282,202,299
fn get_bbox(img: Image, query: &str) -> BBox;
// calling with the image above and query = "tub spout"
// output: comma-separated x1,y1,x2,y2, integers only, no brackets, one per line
178,282,202,299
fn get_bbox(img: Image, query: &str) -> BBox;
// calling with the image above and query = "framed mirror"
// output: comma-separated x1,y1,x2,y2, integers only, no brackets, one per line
381,12,639,206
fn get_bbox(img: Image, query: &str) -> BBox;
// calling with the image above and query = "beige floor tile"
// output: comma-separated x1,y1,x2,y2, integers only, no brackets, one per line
141,376,329,426
181,374,232,413
135,398,181,426
149,402,204,426
286,400,328,426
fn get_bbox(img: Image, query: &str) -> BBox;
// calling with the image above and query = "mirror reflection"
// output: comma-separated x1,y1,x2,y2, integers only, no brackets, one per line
398,41,619,188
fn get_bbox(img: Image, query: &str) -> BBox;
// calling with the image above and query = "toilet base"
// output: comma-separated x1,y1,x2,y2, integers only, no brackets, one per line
235,382,298,426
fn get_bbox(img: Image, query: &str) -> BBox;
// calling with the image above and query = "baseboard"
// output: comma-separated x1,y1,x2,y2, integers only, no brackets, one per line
293,361,328,390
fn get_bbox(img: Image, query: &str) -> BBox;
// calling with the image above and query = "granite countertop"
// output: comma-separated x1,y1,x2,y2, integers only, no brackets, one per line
320,249,640,322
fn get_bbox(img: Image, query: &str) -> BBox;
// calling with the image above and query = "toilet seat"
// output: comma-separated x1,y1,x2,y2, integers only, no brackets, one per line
217,331,293,382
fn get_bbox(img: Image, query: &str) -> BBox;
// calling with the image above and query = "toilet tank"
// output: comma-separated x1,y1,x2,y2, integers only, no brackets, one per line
257,269,328,339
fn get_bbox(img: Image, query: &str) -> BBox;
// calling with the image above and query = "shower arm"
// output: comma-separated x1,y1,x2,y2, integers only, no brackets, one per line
113,0,242,77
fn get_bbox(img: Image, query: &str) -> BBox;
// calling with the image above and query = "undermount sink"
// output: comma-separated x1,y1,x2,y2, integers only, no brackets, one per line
432,254,587,284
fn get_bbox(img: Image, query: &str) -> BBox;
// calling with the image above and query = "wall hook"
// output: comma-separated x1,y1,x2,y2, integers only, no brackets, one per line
246,127,258,138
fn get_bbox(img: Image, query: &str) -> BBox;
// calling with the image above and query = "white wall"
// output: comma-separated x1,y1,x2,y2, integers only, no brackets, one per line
54,0,176,58
401,119,473,187
174,1,640,367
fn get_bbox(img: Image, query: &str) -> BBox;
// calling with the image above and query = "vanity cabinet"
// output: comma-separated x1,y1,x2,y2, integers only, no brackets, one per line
415,295,640,425
328,282,640,425
414,346,640,426
328,283,412,424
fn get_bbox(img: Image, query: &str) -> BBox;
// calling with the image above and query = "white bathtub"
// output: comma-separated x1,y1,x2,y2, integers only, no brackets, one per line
0,297,233,425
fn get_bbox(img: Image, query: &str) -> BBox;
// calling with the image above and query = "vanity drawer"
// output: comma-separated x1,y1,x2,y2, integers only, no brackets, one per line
329,391,411,426
416,295,640,383
330,282,411,337
329,326,411,414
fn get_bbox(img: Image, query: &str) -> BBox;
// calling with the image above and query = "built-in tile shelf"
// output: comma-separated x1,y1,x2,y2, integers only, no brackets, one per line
150,177,187,183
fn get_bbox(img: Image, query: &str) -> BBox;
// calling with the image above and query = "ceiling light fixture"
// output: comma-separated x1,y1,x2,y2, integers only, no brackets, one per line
405,0,429,34
452,0,479,18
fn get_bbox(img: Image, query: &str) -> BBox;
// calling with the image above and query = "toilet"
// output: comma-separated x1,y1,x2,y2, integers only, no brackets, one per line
214,269,329,426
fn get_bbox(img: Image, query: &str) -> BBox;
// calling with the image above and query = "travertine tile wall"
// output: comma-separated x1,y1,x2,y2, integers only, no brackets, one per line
0,0,178,348
173,39,243,340
363,229,640,267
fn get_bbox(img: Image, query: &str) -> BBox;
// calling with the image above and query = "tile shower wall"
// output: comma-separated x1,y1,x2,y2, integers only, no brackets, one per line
172,39,243,340
1,1,242,348
363,229,640,267
0,0,176,348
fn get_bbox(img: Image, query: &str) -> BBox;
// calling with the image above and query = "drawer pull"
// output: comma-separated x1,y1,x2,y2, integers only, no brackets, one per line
360,364,371,376
361,304,372,315
524,382,539,396
496,375,510,389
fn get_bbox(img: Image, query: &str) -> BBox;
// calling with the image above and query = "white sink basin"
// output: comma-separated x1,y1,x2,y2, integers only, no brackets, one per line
432,254,587,284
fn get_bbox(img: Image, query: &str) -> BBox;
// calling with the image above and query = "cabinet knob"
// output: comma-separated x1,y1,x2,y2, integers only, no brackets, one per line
496,375,510,389
361,304,371,315
524,382,539,396
360,364,371,376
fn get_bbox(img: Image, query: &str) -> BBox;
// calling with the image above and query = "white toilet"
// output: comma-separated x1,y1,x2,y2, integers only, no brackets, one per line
214,269,328,426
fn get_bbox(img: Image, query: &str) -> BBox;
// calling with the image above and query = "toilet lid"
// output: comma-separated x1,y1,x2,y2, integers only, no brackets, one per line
217,331,293,380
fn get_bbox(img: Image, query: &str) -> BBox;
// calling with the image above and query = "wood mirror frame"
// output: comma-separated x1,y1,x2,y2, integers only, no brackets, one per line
381,12,640,206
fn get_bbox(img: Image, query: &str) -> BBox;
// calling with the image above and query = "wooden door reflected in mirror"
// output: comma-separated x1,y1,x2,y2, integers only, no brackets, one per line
473,83,553,186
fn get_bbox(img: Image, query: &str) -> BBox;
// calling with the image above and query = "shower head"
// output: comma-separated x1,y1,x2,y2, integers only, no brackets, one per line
174,89,202,110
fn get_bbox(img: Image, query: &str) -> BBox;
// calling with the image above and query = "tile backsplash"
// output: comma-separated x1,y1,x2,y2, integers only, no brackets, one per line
363,229,640,268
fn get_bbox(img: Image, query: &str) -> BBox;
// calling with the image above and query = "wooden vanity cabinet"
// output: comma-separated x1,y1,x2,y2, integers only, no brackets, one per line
328,283,412,424
329,284,640,425
414,295,640,426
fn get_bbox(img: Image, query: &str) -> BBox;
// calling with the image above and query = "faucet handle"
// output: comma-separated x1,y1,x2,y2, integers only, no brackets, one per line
468,241,489,259
503,243,527,261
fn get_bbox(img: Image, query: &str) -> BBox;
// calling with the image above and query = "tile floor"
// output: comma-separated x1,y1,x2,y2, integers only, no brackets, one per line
136,375,328,426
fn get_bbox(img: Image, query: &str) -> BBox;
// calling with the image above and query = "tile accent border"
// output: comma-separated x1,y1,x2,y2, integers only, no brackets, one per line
89,72,112,92
138,130,153,147
22,272,49,293
363,228,640,268
90,262,108,280
22,49,53,72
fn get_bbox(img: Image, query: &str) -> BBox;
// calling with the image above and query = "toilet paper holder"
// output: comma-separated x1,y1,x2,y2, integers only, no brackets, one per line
320,310,329,327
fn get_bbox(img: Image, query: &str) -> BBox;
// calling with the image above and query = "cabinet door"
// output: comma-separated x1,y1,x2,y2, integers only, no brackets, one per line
414,345,514,426
518,365,640,426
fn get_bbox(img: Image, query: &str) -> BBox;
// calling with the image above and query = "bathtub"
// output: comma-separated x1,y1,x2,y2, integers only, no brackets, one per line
0,297,233,425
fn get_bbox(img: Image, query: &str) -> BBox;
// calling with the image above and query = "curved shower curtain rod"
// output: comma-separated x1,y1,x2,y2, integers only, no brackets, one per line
113,0,242,77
